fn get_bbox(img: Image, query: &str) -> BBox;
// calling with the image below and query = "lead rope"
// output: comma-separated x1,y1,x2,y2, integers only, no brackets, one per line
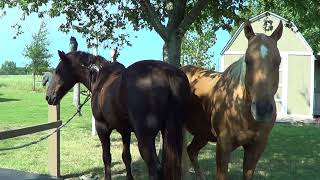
0,92,91,151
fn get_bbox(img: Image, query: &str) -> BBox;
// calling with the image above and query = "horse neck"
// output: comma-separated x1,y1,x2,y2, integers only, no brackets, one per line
91,62,126,92
75,69,92,91
75,54,109,91
223,56,251,103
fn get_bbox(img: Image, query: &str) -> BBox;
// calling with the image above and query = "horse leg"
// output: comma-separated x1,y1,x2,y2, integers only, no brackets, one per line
187,136,208,180
96,123,112,180
242,137,268,180
137,134,160,180
215,138,232,180
121,132,134,180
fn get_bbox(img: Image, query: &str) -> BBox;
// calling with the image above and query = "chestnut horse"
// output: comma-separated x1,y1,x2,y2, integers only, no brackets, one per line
46,51,191,180
181,21,283,180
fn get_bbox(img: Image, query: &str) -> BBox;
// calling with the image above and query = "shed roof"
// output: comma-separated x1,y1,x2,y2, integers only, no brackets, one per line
220,11,313,55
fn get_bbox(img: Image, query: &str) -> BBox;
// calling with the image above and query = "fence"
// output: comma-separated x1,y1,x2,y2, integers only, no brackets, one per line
0,105,61,177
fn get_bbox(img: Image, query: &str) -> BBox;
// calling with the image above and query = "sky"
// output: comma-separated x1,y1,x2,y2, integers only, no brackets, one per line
0,7,230,70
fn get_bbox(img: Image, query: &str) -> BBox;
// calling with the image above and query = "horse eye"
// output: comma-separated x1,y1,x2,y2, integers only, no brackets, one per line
245,59,251,65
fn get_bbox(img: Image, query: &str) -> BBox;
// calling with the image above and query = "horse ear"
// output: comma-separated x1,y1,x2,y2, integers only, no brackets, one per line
244,21,255,40
271,21,283,41
58,50,68,62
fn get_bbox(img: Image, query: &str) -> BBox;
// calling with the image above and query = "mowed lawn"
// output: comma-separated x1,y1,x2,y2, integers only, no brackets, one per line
0,75,320,180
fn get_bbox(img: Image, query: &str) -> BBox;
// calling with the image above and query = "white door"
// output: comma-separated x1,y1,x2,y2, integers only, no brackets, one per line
275,54,288,116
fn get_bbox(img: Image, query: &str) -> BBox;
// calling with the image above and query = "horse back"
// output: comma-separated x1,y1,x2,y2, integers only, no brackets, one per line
125,60,190,132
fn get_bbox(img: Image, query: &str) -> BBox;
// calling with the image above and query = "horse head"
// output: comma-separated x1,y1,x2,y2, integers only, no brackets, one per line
244,21,283,122
46,51,98,105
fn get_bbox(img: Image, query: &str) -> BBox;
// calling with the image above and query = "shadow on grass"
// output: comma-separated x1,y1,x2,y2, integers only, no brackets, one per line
0,97,20,102
192,124,320,180
0,83,7,88
0,92,20,102
62,166,103,179
62,159,150,180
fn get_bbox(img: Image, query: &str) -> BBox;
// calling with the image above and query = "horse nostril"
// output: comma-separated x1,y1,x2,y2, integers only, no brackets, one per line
267,103,273,113
46,96,49,101
256,101,273,116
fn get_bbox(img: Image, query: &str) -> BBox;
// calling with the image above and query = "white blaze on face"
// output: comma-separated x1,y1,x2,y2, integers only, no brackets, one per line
260,44,269,59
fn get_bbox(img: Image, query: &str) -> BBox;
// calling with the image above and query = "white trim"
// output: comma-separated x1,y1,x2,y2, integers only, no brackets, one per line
224,50,313,56
277,114,314,123
224,51,246,55
278,114,313,119
220,55,225,72
310,55,315,116
280,51,313,56
296,31,313,53
282,53,288,115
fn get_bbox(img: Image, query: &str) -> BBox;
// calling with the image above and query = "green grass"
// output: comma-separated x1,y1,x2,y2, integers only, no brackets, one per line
0,75,320,179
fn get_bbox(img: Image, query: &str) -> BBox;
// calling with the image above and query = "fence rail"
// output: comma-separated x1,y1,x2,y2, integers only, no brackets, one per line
0,121,62,140
0,105,61,177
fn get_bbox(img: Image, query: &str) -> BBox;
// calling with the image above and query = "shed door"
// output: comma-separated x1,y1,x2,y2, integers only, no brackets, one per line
275,54,288,115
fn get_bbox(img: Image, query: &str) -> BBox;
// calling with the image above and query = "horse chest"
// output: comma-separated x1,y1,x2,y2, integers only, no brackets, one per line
234,129,258,145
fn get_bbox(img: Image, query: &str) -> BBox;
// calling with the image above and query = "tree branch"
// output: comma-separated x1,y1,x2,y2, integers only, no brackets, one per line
178,0,210,35
137,0,168,40
167,0,187,31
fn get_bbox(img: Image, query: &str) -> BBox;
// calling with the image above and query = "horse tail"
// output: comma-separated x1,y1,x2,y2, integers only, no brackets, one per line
162,99,184,180
161,74,189,180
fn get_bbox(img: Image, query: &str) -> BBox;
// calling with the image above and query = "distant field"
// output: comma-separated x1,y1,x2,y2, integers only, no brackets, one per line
0,75,319,180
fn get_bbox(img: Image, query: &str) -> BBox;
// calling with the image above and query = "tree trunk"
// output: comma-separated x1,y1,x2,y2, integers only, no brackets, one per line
166,32,183,67
32,72,35,91
161,32,190,178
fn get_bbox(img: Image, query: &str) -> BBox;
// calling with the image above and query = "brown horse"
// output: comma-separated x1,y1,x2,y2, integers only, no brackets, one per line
181,21,283,180
46,51,191,180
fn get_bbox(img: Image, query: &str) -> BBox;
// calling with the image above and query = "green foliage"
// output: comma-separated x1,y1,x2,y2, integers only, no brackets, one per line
1,0,246,66
0,60,17,75
181,23,216,70
236,0,320,54
23,22,52,75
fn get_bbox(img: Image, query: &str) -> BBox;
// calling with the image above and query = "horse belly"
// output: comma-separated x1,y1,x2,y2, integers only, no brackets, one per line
185,94,216,142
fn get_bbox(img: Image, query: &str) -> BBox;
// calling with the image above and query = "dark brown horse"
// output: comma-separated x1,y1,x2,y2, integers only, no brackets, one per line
181,21,283,180
46,51,191,180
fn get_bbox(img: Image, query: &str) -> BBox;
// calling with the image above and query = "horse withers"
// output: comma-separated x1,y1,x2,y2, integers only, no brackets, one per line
46,51,191,180
181,21,283,180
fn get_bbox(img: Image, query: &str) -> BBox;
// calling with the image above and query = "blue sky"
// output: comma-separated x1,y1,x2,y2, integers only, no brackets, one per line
0,7,230,69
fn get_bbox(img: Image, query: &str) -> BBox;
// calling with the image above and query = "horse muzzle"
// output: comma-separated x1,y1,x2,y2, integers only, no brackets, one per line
251,100,274,122
46,95,60,105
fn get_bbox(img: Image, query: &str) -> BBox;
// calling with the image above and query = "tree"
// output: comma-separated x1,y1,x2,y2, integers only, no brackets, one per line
2,0,246,68
23,22,52,91
235,0,320,54
0,60,17,75
181,22,216,70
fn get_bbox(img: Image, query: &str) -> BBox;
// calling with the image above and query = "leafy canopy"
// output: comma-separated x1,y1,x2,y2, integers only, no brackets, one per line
23,22,52,75
0,60,17,75
181,22,216,70
1,0,245,48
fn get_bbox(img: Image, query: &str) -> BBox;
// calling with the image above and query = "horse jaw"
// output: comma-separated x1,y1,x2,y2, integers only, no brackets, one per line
46,94,60,105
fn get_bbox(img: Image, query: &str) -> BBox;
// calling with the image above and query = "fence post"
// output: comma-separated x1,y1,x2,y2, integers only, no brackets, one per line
48,104,60,177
